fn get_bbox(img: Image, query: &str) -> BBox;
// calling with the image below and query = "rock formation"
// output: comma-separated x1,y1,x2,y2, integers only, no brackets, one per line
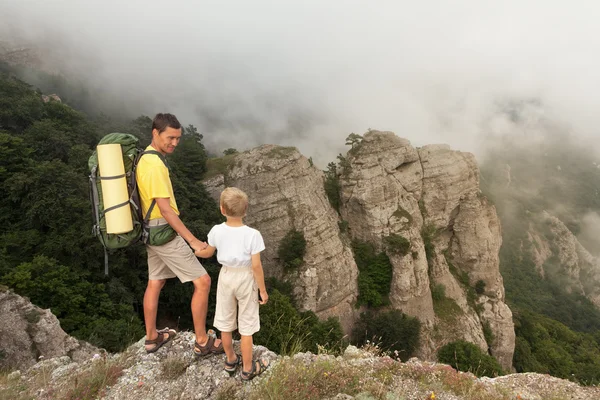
528,211,600,307
203,131,515,370
337,131,514,369
0,287,98,371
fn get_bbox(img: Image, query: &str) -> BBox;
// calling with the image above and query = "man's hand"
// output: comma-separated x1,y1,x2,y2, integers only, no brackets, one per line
189,239,208,252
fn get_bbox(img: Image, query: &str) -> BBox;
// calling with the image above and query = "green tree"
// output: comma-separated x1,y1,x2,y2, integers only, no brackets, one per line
324,162,341,213
437,340,504,377
351,310,420,361
278,229,307,270
345,133,363,148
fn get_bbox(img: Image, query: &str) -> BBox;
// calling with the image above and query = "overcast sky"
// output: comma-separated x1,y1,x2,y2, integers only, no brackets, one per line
2,1,600,164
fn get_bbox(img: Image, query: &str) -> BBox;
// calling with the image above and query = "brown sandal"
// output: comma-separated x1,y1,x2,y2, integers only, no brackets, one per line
193,335,225,357
145,328,176,353
241,358,269,381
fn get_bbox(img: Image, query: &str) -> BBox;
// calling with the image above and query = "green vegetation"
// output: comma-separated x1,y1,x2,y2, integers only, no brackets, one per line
351,310,421,361
324,162,341,213
432,291,463,320
267,146,296,159
254,289,344,355
204,153,237,180
482,321,494,348
352,240,393,307
437,340,504,378
278,229,307,270
383,233,410,256
513,310,600,384
421,224,436,268
444,251,479,310
0,72,223,351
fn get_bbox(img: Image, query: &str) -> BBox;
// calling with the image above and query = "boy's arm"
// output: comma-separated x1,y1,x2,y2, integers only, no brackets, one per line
251,253,268,304
195,245,216,258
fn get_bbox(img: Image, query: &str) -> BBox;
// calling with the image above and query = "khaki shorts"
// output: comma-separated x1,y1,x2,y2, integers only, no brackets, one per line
147,235,207,283
214,266,260,336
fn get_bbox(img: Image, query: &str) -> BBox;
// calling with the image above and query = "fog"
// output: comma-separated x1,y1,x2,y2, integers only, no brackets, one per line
2,1,600,164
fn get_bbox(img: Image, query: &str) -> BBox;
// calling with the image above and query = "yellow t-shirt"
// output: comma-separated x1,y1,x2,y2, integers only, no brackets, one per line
136,145,179,220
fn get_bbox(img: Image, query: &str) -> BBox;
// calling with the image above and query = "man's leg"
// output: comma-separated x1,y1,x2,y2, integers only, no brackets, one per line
191,274,221,347
144,279,167,350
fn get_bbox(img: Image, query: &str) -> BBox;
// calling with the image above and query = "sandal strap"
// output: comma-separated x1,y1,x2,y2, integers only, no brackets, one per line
195,335,215,353
225,354,240,367
144,331,164,345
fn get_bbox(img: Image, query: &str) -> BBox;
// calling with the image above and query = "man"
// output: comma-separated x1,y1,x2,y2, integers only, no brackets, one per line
136,113,223,355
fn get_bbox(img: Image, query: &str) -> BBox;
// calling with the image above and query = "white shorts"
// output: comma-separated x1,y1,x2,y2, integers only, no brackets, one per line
213,266,260,336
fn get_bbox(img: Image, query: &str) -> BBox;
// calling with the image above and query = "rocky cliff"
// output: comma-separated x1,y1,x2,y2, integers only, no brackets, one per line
527,211,600,307
0,286,98,371
203,131,515,370
337,132,514,369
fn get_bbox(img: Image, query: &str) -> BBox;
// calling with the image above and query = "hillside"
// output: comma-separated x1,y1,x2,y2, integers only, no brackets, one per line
1,290,599,400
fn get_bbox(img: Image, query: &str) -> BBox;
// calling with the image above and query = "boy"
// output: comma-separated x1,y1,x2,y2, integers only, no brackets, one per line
195,187,270,380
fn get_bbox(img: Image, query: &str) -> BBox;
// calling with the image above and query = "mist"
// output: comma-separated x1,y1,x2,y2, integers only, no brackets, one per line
2,1,600,165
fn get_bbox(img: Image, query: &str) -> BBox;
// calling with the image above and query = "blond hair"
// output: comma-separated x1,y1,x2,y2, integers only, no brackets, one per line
220,187,248,217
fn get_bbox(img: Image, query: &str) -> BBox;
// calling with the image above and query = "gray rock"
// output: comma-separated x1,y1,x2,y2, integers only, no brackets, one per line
0,289,99,371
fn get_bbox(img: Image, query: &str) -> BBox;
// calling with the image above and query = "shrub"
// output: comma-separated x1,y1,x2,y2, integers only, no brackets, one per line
352,240,393,307
254,289,345,355
351,310,421,361
431,283,446,301
324,162,341,213
383,234,410,256
421,224,436,268
278,230,307,270
437,340,504,377
482,321,494,347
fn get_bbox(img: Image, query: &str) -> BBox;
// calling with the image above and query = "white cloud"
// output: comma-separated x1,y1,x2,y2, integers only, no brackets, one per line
2,0,600,165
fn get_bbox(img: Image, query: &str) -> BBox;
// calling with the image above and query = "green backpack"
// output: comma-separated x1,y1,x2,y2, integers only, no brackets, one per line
88,133,175,274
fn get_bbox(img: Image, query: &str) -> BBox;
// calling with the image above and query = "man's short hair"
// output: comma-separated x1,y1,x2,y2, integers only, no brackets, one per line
152,113,181,133
220,187,248,218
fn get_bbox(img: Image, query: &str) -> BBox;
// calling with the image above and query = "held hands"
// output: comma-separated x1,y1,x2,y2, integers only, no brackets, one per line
190,239,208,252
259,290,269,305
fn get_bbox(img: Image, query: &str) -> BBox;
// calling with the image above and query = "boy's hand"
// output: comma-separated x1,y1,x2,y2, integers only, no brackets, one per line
259,290,269,305
189,239,208,252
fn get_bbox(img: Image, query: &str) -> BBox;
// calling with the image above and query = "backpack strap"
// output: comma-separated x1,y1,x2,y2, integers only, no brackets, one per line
89,165,110,276
139,149,170,229
142,149,170,170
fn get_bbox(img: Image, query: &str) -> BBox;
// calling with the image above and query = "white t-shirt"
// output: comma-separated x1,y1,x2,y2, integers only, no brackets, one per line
207,223,265,268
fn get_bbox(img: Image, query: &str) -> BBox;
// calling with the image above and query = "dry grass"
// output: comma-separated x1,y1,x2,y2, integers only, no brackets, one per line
247,352,519,400
0,354,131,400
160,356,188,380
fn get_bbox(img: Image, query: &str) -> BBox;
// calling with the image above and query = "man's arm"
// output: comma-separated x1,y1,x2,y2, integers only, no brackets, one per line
155,197,206,251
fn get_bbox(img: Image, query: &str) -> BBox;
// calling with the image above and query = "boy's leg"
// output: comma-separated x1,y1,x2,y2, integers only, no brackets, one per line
240,335,254,373
221,331,237,363
143,279,167,350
